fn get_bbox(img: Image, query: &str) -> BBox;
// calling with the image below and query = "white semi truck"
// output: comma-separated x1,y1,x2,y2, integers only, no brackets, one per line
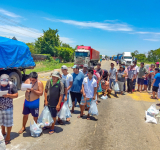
120,52,134,66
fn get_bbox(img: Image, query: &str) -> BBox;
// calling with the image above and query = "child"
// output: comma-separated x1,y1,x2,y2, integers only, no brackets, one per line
144,72,148,92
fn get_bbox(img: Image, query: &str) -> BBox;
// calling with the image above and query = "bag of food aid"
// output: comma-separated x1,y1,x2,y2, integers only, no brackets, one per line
57,101,71,121
147,104,159,116
145,111,157,124
114,82,120,92
89,100,98,116
101,95,108,100
0,129,6,150
30,120,42,137
37,106,54,127
68,93,72,108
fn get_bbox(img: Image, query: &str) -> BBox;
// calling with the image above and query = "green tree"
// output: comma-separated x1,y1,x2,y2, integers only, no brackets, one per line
131,50,139,57
26,42,36,54
55,46,74,62
35,28,60,56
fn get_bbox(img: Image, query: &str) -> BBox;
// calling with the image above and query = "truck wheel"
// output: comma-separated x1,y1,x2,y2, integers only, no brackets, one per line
8,72,21,89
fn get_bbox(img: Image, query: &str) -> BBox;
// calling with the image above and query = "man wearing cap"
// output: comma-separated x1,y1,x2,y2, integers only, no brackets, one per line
137,62,148,92
155,62,159,68
108,63,118,97
80,64,88,77
61,65,73,122
70,65,84,113
44,71,64,134
0,74,18,144
19,72,44,134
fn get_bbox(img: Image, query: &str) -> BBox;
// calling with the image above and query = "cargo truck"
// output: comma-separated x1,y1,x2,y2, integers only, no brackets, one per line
74,46,100,67
120,52,134,66
0,37,35,89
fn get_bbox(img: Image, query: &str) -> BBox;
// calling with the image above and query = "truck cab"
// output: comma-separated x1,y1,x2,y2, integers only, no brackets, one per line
121,52,133,66
74,49,90,67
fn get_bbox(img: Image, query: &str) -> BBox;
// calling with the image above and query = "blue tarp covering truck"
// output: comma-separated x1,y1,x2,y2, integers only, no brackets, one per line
0,37,35,89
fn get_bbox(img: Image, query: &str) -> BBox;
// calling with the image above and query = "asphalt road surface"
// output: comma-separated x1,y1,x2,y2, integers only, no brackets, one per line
6,60,160,150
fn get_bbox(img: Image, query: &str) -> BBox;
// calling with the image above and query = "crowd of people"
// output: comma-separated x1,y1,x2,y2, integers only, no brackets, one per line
1,60,160,145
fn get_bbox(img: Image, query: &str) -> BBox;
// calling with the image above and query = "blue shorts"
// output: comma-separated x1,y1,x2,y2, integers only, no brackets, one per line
23,99,39,117
144,80,148,85
138,78,144,85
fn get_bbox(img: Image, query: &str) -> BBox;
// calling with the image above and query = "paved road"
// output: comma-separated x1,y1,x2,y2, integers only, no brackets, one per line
6,60,160,150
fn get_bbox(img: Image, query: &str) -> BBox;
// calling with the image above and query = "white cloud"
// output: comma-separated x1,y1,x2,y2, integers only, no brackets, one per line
44,17,133,32
143,39,159,42
0,25,74,44
60,37,75,44
136,31,160,35
0,8,21,18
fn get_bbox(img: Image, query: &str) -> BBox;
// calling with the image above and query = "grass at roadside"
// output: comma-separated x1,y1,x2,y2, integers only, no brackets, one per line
25,60,74,74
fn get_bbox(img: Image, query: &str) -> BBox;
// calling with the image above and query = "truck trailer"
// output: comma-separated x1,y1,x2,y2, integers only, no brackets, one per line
74,46,100,67
0,37,35,89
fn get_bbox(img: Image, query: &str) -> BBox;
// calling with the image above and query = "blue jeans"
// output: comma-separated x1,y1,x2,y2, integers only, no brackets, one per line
109,79,116,89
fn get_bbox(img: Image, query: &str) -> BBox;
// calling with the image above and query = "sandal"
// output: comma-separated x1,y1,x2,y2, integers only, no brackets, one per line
87,117,90,120
156,103,160,106
49,129,55,134
150,96,157,99
57,120,64,125
5,139,11,145
18,128,26,134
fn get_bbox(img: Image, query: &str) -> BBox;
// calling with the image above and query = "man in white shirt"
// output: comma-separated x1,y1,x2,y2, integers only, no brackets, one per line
61,65,73,121
80,69,97,120
133,61,139,92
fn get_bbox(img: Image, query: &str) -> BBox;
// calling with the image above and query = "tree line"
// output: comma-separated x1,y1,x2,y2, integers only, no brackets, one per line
26,28,82,62
131,48,160,63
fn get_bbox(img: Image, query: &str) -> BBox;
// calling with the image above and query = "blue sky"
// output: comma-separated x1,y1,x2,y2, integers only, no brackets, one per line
0,0,160,56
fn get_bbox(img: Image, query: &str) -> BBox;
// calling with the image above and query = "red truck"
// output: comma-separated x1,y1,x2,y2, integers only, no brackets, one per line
74,46,100,67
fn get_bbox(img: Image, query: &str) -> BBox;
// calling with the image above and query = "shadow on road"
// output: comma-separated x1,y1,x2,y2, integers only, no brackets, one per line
10,132,19,140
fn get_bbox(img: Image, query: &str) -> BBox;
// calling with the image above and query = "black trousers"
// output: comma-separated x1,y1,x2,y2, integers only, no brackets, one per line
127,78,133,92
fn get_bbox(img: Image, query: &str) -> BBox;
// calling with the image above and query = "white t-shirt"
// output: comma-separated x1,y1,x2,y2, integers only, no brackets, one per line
82,77,97,98
135,65,139,74
62,74,73,93
109,68,117,79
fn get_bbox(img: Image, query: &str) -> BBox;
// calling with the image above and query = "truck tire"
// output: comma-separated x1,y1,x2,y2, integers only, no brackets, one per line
8,72,21,89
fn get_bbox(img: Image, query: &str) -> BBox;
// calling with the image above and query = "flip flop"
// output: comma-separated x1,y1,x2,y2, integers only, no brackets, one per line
18,128,26,134
156,103,160,106
57,120,64,125
150,96,157,99
49,129,55,134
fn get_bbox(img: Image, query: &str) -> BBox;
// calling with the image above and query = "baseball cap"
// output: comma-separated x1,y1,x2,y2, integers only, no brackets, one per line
61,65,68,70
0,74,9,85
72,65,79,69
51,71,61,78
83,64,88,68
155,62,159,65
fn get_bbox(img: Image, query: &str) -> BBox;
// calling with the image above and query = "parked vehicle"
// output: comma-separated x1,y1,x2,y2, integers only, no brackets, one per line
120,52,133,66
74,46,100,67
0,37,35,89
117,53,123,64
113,56,117,61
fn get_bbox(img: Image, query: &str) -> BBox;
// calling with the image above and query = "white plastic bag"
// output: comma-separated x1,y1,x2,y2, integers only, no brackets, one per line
37,106,54,127
145,111,157,124
114,82,120,92
147,104,159,116
68,93,72,108
101,95,108,100
30,120,42,137
0,129,6,150
89,100,98,116
57,101,71,121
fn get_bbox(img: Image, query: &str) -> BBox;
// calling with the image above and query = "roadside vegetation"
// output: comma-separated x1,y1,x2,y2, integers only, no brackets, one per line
25,58,74,74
